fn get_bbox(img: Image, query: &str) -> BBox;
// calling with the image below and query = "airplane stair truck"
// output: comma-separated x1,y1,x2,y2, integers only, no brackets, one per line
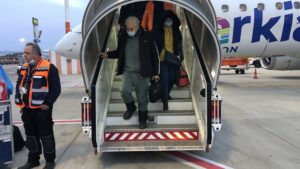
80,0,222,153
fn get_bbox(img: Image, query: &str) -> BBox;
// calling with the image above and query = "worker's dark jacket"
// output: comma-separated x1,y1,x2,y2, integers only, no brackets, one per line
107,29,160,77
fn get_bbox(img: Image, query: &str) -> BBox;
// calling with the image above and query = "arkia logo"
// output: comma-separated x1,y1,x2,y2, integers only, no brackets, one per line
217,1,300,46
217,17,230,44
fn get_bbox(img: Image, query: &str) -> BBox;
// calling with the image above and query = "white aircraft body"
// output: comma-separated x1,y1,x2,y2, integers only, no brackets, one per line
55,0,300,70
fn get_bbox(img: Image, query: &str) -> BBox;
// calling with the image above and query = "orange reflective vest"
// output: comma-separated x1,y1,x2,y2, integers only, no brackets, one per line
142,1,177,31
142,1,154,31
164,2,176,13
15,59,50,109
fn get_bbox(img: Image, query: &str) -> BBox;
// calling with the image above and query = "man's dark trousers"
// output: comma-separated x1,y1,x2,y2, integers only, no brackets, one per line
21,108,55,164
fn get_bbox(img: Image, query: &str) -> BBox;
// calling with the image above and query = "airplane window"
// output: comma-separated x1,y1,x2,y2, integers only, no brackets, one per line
222,5,229,12
295,2,300,9
240,4,247,11
276,2,283,10
257,3,265,10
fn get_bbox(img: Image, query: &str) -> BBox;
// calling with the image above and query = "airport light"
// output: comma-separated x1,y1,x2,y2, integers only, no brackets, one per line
32,17,41,43
32,17,39,26
19,38,26,54
19,38,26,43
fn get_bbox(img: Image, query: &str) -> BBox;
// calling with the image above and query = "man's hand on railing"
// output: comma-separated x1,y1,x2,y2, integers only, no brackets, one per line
151,75,160,81
99,52,108,58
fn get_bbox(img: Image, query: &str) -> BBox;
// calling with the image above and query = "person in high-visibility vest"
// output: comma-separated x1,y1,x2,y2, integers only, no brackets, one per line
15,42,61,169
141,1,175,32
141,0,155,31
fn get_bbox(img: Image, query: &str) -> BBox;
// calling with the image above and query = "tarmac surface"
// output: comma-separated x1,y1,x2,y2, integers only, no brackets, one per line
2,64,300,169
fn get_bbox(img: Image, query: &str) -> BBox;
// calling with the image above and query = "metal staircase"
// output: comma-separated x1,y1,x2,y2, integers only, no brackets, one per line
80,0,222,152
101,74,202,151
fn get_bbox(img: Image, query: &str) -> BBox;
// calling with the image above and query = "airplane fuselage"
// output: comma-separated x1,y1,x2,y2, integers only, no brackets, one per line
55,0,300,61
212,0,300,58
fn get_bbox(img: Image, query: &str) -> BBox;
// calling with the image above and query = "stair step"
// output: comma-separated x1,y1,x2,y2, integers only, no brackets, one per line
102,124,201,151
107,110,195,117
100,140,203,152
112,81,190,90
111,87,191,99
106,111,196,126
105,124,197,131
109,99,193,112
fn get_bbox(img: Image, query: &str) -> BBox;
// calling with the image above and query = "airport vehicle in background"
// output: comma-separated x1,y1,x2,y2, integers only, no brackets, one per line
221,57,249,74
249,58,262,68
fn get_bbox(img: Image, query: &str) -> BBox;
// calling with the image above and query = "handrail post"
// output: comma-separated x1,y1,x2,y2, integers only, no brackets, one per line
89,14,116,153
184,11,213,148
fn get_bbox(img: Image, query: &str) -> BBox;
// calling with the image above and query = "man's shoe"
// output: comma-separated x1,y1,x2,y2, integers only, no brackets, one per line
123,102,137,120
138,110,148,129
18,162,40,169
123,110,134,120
43,162,55,169
163,101,168,111
147,115,154,121
139,122,147,129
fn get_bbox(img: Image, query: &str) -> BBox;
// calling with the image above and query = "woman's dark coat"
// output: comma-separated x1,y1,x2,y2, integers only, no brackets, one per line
153,10,184,62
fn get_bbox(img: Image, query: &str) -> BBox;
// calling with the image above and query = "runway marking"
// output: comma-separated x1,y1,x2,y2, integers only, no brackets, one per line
162,151,233,169
13,119,81,126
